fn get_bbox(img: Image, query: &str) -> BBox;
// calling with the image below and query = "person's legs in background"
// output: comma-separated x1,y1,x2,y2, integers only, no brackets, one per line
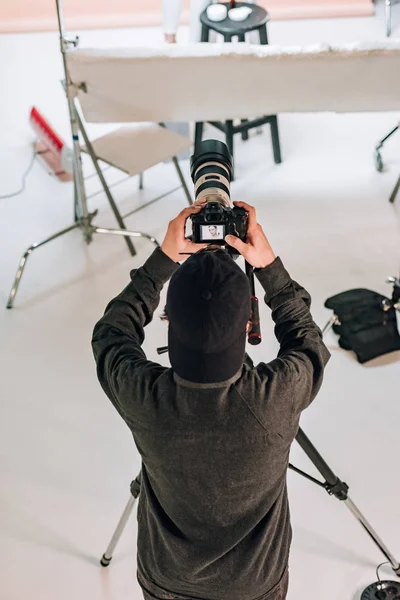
163,0,184,42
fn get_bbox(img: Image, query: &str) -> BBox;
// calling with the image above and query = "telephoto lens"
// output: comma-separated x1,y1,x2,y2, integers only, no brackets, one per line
190,140,247,246
190,140,233,206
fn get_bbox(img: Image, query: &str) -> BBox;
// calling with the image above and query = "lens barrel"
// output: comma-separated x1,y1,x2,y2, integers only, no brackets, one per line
190,140,233,206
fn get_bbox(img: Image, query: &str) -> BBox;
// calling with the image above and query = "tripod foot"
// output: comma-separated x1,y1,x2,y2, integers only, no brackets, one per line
100,553,112,567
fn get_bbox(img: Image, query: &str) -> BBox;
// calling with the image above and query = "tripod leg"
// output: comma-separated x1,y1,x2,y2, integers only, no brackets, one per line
100,495,136,567
6,222,80,309
344,497,400,575
101,474,141,567
295,428,400,576
389,172,400,204
172,157,193,205
75,111,136,257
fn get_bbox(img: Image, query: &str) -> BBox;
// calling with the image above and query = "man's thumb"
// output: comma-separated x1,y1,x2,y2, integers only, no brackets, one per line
225,234,247,254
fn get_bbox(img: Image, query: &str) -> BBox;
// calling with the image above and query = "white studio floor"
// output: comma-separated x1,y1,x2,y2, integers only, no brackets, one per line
1,3,400,600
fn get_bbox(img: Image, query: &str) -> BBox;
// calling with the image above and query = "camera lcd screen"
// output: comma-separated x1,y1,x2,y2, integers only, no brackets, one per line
200,225,225,241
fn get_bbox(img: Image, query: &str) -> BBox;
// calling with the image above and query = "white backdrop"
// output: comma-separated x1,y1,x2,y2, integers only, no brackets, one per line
67,41,400,123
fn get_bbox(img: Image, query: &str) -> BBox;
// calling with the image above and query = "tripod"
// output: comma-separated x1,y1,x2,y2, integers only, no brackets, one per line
100,428,400,575
6,0,161,309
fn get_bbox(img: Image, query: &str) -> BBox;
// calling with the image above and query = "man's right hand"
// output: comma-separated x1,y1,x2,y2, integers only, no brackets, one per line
225,201,276,269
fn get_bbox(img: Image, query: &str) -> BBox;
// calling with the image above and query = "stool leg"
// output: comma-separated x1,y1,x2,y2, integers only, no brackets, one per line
269,116,282,164
241,120,249,141
194,122,204,152
389,172,400,204
226,120,234,179
237,32,249,141
224,34,233,42
259,25,269,45
201,24,210,42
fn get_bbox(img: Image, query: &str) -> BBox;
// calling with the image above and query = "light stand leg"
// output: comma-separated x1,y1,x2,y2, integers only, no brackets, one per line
6,222,81,309
101,474,141,567
293,428,400,576
74,109,136,257
172,156,193,206
93,227,159,247
139,173,144,190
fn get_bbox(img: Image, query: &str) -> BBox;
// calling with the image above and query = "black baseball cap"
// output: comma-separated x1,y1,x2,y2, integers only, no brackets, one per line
166,250,251,383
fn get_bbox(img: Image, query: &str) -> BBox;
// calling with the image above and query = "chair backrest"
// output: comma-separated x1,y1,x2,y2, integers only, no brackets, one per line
67,41,400,124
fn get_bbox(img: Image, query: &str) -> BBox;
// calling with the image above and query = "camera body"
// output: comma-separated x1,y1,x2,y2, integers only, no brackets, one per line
191,202,248,244
190,139,248,249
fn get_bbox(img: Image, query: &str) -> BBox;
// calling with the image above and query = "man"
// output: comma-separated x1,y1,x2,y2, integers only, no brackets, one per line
162,0,209,43
92,200,330,600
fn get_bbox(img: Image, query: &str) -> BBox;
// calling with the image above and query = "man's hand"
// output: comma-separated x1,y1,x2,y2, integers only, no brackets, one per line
225,201,276,269
161,200,207,263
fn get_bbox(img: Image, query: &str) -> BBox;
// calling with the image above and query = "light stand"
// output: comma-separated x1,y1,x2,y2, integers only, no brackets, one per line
6,0,159,309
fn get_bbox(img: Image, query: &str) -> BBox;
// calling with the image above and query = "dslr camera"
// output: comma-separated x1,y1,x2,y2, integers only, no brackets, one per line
190,140,248,248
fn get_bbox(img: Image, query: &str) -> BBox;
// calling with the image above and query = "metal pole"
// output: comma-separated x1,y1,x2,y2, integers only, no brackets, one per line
172,157,193,206
100,495,136,566
93,227,159,247
55,0,92,241
101,474,141,566
345,498,400,575
7,222,81,309
322,314,340,336
75,109,136,256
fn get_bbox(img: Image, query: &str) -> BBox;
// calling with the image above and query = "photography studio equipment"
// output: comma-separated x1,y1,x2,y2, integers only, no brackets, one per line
323,276,400,363
6,0,194,310
374,120,399,204
57,40,400,585
190,140,261,344
190,140,248,245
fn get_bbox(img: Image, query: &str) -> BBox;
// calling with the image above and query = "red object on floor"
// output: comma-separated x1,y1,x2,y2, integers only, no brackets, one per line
30,107,73,182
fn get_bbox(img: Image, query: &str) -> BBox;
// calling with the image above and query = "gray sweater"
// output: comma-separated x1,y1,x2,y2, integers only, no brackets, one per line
92,248,330,600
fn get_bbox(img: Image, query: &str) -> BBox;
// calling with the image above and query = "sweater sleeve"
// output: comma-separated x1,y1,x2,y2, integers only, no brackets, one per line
253,257,330,424
91,248,178,425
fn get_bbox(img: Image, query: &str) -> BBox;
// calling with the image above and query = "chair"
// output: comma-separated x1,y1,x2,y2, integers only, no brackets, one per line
82,123,193,211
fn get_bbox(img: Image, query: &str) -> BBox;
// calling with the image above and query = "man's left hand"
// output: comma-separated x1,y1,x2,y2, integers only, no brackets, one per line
161,200,207,263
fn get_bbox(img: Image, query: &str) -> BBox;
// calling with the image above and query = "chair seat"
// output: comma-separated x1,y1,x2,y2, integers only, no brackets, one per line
200,2,269,35
82,124,192,176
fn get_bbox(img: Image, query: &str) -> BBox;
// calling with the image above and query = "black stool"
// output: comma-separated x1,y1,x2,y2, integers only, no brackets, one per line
195,2,282,176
